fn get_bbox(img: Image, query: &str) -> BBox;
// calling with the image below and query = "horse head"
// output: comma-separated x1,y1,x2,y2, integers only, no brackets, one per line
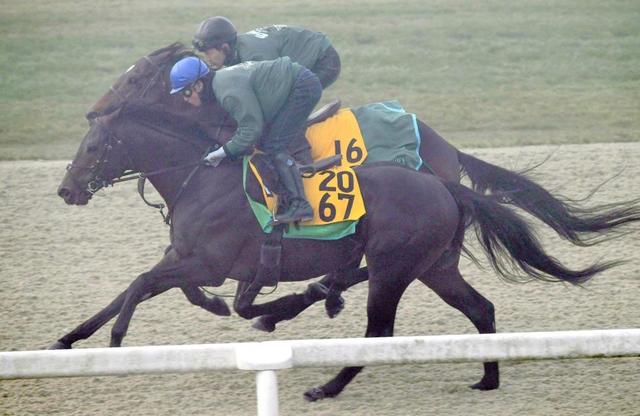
85,42,237,146
58,110,137,205
59,106,211,206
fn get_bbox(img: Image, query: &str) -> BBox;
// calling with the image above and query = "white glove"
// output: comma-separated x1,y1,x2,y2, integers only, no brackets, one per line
204,147,227,167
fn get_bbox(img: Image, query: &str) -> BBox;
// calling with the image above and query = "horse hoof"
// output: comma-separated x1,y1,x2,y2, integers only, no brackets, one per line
303,387,326,402
303,282,329,303
48,341,71,350
210,296,231,316
325,296,345,319
252,317,276,333
470,378,499,391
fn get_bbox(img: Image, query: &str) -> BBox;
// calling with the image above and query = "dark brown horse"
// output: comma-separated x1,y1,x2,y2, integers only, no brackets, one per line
83,42,640,334
55,104,636,400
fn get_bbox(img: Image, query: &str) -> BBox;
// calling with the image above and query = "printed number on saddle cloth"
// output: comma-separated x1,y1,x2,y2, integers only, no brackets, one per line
302,167,365,224
333,138,365,166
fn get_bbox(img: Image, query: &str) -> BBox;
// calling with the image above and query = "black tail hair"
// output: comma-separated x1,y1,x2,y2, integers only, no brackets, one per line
444,181,621,285
458,151,640,247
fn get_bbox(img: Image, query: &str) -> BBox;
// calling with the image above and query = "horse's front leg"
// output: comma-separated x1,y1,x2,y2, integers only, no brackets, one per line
252,266,369,332
249,280,329,332
50,287,173,349
110,255,219,347
180,285,231,317
49,290,130,349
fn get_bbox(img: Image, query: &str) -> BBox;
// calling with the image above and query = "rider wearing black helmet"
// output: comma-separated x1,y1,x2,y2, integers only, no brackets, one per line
193,16,341,89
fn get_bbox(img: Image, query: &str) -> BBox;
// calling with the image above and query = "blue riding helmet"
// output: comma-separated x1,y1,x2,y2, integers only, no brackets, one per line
169,57,211,94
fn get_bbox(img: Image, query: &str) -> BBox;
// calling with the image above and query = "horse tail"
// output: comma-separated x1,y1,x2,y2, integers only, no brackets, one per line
457,151,640,246
443,181,620,285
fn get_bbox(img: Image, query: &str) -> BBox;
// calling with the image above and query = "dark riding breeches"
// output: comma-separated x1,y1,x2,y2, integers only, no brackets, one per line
258,67,322,155
312,45,341,89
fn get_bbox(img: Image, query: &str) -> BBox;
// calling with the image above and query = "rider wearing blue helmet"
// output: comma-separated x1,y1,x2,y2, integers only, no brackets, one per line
192,16,340,89
169,56,321,224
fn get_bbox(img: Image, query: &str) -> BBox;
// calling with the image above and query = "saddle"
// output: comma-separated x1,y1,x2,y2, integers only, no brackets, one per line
288,99,342,165
306,99,341,127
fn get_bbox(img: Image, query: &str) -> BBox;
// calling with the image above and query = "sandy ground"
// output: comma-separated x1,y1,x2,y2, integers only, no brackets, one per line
0,143,639,416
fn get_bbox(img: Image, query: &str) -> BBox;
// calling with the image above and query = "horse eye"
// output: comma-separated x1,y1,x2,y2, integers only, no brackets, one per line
127,77,139,84
87,145,98,153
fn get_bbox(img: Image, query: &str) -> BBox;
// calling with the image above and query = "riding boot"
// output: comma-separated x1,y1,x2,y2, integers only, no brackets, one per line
288,133,313,165
272,152,314,224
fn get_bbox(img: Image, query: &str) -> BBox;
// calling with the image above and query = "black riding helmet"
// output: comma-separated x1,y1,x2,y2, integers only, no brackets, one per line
193,16,238,51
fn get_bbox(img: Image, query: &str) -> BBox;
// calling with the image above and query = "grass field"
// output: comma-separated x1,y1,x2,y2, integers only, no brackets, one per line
1,0,638,160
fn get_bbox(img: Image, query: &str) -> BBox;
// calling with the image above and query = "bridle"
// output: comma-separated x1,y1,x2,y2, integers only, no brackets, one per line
68,115,224,225
66,119,132,194
138,55,169,99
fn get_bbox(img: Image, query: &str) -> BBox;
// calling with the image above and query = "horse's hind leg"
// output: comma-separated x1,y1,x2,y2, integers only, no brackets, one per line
419,250,499,390
303,258,414,401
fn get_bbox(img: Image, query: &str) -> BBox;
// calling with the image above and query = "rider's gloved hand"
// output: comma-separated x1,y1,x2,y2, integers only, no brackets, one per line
204,147,227,167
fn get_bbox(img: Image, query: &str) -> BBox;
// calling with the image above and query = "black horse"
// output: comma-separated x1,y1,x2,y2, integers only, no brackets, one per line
55,105,635,400
83,42,640,334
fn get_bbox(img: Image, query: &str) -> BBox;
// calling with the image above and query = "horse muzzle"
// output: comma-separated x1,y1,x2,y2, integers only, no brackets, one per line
57,184,92,205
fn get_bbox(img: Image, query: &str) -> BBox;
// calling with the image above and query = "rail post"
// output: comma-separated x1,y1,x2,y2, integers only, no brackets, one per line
235,341,293,416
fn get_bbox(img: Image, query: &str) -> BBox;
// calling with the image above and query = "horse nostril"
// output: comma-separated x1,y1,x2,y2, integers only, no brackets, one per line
58,187,71,200
86,111,99,120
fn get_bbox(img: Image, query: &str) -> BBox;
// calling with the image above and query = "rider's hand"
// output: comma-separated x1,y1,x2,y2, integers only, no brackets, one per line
204,147,227,167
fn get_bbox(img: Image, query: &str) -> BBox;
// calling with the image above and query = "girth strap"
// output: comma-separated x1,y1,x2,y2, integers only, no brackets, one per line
254,223,286,287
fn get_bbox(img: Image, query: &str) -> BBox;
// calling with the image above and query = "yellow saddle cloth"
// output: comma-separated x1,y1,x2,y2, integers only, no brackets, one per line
244,109,368,239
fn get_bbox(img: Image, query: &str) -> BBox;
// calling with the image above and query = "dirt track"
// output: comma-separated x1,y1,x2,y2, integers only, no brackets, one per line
1,143,639,416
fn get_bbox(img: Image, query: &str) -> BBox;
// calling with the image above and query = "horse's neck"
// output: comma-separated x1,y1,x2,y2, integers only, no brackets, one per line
142,150,245,213
117,111,241,212
159,98,237,145
120,126,204,210
146,170,191,211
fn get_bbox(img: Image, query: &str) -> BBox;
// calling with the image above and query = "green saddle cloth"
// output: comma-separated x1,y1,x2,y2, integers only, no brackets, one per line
352,100,423,170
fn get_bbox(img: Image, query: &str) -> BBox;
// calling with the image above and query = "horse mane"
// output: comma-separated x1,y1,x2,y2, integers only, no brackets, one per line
149,42,191,57
148,42,195,63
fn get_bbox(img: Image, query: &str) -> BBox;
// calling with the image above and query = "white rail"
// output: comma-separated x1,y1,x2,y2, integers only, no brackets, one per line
2,329,639,415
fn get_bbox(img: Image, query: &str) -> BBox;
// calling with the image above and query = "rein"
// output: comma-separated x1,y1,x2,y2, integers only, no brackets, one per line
115,160,204,225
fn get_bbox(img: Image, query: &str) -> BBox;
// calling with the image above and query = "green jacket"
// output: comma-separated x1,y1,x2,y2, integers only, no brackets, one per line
213,57,302,157
227,25,331,70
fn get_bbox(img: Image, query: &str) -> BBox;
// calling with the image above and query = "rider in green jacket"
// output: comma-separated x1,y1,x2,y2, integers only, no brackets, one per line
169,56,322,224
192,16,341,89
